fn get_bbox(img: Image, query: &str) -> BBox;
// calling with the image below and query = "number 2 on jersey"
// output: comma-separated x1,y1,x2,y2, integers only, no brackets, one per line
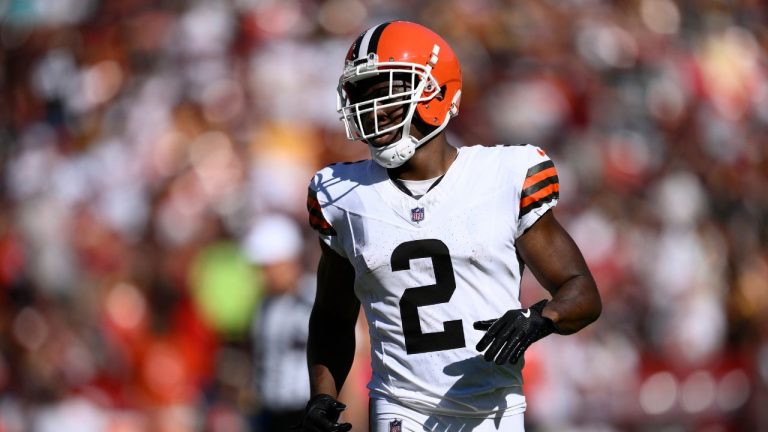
391,239,466,354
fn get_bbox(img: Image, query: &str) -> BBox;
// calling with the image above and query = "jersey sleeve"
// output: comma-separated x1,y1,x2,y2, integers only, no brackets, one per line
306,181,348,258
516,147,559,237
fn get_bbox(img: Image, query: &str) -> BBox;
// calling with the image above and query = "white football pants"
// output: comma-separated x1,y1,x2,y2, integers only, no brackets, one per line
370,397,525,432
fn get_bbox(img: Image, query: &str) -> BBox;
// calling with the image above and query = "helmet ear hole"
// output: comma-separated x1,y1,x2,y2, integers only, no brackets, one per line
436,85,447,101
416,83,451,127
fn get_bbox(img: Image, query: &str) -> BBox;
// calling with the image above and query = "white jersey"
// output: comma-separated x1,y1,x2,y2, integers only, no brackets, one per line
307,144,559,417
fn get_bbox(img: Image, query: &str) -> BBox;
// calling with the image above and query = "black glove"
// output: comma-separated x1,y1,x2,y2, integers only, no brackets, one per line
298,394,352,432
473,299,556,365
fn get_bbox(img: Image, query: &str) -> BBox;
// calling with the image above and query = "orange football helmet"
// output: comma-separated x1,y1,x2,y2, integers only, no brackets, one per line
337,21,462,168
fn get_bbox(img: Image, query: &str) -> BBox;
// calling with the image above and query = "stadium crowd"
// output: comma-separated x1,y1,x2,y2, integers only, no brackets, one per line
1,0,767,431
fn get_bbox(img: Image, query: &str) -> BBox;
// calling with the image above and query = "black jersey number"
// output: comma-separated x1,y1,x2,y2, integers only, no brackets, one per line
391,239,466,354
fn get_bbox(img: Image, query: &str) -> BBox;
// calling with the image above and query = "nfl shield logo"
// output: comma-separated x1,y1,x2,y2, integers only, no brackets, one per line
389,419,402,432
411,207,425,222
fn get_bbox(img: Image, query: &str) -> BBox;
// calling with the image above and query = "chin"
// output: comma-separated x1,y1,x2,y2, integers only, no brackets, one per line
367,130,401,147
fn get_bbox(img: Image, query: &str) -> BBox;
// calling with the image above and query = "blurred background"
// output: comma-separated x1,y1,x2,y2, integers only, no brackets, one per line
1,0,767,431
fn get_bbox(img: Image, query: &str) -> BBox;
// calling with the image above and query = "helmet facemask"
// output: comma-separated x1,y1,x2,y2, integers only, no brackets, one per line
337,54,440,143
336,48,451,168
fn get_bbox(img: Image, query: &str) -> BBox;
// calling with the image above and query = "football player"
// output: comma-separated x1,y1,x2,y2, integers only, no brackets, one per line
301,21,601,432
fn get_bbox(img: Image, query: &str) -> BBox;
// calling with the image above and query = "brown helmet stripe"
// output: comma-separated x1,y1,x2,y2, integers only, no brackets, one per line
352,21,393,60
366,21,392,56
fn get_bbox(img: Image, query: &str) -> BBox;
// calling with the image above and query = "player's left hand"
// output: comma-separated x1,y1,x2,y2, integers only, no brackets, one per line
473,299,556,365
298,394,352,432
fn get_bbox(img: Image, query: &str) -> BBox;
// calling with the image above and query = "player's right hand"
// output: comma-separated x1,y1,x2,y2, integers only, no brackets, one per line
298,394,352,432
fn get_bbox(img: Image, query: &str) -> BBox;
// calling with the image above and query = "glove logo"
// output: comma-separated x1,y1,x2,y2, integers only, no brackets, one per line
389,419,402,432
521,309,531,318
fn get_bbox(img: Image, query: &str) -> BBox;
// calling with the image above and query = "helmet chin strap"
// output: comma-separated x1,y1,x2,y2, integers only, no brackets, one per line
368,134,417,169
368,89,461,169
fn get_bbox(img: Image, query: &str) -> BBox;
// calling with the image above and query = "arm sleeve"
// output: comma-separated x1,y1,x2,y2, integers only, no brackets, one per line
516,146,560,238
307,184,348,258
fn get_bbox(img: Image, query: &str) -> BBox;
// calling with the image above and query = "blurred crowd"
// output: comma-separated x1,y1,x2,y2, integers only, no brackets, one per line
1,0,767,431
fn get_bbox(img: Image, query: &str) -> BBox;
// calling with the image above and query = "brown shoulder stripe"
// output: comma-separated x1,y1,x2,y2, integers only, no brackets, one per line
520,160,559,217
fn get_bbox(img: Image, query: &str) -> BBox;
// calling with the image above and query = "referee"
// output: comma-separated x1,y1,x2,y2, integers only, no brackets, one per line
245,214,314,432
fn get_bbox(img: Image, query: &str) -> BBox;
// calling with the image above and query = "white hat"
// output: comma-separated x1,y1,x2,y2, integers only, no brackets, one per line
242,214,303,265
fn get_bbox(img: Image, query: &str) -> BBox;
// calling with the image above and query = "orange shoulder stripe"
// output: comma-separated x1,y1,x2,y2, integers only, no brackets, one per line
520,183,560,208
523,167,558,190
